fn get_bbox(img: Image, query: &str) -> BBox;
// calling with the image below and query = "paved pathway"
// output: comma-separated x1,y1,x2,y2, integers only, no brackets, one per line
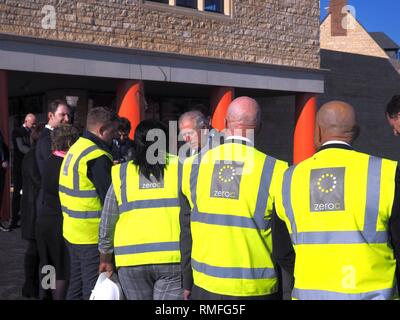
0,228,33,300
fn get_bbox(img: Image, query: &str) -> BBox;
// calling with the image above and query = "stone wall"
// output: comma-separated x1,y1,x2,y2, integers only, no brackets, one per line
320,49,400,160
0,0,320,69
320,13,388,58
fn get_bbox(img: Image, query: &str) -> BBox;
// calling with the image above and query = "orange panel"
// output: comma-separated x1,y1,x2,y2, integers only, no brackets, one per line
211,87,234,131
117,80,143,139
294,93,317,164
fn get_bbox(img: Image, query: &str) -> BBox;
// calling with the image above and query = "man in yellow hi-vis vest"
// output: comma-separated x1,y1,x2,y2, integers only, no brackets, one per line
273,101,400,300
59,107,117,300
180,96,288,300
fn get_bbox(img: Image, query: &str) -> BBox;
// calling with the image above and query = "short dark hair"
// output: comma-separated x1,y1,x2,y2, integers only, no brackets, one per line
386,95,400,118
118,117,131,133
48,99,68,114
51,124,80,152
86,107,117,131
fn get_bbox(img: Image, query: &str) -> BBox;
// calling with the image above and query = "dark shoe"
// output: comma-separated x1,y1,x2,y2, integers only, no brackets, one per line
0,222,10,232
10,223,20,229
22,287,39,299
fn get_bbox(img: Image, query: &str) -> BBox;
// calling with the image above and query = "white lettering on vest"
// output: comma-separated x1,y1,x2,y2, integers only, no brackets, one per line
213,190,236,199
313,202,342,212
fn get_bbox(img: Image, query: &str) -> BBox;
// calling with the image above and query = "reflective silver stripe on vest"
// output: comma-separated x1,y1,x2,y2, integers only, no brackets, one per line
282,166,298,242
282,157,388,245
178,161,183,194
192,259,276,279
119,198,180,214
73,145,98,191
292,287,395,300
190,153,202,207
192,208,260,229
115,241,180,255
59,185,98,198
119,162,129,204
364,156,383,243
62,206,101,219
295,231,388,244
254,156,276,230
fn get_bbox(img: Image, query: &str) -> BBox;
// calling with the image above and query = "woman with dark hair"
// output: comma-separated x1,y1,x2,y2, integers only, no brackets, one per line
98,119,183,300
20,123,45,298
36,124,80,300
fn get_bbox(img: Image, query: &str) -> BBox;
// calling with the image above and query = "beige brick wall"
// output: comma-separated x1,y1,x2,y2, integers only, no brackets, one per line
0,0,320,69
320,13,388,58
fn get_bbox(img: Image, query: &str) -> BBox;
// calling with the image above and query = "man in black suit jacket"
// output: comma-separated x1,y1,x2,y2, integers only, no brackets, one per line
10,113,36,228
0,129,10,232
36,100,71,177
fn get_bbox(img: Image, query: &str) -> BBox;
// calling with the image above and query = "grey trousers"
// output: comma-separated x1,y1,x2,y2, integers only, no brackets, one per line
118,263,183,300
65,241,99,300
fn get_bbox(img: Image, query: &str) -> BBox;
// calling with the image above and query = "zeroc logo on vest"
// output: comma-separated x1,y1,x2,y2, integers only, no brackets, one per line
210,162,244,200
310,167,345,212
139,173,164,190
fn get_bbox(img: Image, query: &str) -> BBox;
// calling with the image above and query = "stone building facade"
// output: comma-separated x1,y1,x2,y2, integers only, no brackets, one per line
0,0,320,69
320,11,400,160
0,0,325,220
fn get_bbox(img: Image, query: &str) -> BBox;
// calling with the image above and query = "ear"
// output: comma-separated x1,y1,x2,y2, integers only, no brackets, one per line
256,122,262,135
314,123,322,148
48,112,53,121
353,125,360,141
98,124,107,137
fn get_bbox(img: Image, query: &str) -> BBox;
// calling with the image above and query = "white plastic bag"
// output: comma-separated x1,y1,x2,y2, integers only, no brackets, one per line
89,272,124,300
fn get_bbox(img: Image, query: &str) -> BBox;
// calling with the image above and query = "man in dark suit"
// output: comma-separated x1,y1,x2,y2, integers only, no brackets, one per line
10,113,37,229
386,95,400,136
0,129,10,232
36,100,71,176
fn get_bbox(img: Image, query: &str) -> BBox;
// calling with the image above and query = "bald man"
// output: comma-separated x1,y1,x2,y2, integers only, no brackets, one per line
273,101,400,300
10,113,37,229
179,96,288,300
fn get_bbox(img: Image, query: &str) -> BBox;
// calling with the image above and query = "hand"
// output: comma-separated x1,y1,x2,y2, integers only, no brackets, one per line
1,161,8,169
98,262,114,277
183,289,191,300
113,160,120,165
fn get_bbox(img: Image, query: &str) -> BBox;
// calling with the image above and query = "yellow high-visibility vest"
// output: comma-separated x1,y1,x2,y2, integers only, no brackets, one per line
59,137,112,245
182,141,288,297
112,155,181,267
275,148,398,300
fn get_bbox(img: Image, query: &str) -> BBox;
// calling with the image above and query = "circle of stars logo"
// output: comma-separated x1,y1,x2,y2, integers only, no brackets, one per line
317,173,337,194
218,165,236,183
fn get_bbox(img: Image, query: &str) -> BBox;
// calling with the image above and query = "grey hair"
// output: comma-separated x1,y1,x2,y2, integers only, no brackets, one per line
178,110,208,129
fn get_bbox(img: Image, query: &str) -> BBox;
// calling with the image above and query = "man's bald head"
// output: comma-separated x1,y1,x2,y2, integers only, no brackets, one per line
226,97,261,133
24,113,37,129
315,101,359,148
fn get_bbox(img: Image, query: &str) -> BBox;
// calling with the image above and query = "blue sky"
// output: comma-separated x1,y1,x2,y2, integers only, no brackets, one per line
320,0,400,45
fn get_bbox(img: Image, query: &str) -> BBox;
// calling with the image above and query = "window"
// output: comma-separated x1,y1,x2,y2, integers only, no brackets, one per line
176,0,197,9
205,0,223,13
145,0,230,15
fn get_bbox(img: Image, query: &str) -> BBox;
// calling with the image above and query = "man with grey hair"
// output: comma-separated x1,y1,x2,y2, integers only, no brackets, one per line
178,110,209,157
179,96,288,300
10,113,37,229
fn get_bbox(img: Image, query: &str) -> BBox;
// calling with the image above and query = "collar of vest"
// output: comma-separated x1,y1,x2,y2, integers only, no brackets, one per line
317,144,353,153
224,139,254,147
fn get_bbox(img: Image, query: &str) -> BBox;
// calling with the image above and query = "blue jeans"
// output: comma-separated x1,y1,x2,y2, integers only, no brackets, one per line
65,240,99,300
